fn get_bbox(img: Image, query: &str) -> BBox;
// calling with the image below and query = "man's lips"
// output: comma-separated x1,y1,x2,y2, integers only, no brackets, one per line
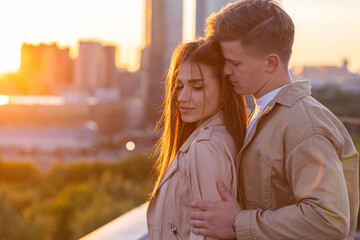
226,76,238,86
229,80,238,85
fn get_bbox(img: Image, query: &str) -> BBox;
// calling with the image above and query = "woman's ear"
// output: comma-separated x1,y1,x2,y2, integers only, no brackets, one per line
264,54,280,73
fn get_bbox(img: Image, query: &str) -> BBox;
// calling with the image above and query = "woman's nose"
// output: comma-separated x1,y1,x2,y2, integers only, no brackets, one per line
178,87,191,102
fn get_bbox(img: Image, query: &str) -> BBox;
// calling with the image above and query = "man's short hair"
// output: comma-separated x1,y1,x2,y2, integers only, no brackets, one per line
206,0,295,66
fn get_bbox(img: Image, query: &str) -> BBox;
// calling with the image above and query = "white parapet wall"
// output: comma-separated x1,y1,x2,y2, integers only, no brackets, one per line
80,202,149,240
80,201,360,240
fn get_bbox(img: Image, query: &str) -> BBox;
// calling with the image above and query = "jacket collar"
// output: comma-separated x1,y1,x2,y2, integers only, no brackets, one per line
179,111,225,153
273,80,311,108
239,80,311,153
156,111,225,191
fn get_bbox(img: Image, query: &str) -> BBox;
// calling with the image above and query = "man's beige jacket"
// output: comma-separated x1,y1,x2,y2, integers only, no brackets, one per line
235,80,359,240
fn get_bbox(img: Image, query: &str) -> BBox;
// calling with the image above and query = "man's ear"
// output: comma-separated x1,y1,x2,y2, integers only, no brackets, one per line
264,54,280,73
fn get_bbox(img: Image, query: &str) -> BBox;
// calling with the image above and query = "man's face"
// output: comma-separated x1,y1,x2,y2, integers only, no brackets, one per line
220,40,267,97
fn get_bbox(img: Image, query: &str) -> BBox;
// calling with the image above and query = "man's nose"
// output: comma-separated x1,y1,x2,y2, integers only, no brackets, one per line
224,61,233,76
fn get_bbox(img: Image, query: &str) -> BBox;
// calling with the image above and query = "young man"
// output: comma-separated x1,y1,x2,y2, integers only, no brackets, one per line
190,0,359,239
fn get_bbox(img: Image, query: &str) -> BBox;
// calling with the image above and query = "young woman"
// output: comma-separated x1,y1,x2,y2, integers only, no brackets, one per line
147,39,248,240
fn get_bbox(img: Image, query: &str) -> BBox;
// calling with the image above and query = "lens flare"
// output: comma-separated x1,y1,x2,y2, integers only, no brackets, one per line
126,141,135,151
0,95,10,105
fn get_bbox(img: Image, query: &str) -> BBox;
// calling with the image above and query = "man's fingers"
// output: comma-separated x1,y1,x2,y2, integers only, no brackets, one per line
191,200,213,210
191,227,209,237
217,180,234,201
190,219,207,228
190,210,207,220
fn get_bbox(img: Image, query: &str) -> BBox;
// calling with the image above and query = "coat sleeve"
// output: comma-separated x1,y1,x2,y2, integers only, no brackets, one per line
187,139,237,240
234,134,353,240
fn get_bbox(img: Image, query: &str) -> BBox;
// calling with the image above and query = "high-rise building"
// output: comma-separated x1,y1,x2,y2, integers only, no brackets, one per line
19,43,73,94
195,0,236,37
74,42,102,90
74,41,116,91
101,46,116,88
145,0,183,75
144,0,183,123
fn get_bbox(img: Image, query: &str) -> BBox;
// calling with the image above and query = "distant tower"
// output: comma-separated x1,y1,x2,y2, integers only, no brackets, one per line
74,41,116,91
100,46,116,88
144,0,183,123
74,42,102,91
195,0,236,37
19,43,72,94
342,58,349,72
20,43,43,80
146,0,183,76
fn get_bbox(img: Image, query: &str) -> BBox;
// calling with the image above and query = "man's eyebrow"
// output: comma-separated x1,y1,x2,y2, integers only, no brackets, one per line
224,57,239,63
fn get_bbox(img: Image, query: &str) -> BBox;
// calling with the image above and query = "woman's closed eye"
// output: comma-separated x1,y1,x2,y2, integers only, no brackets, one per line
190,79,204,91
192,84,204,91
231,61,241,66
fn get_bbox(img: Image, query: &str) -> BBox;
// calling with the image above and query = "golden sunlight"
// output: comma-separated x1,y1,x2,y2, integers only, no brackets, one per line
0,95,10,105
292,65,304,75
0,43,21,74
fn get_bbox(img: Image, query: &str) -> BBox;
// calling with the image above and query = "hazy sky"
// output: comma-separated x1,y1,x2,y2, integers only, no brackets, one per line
0,0,359,73
284,0,360,72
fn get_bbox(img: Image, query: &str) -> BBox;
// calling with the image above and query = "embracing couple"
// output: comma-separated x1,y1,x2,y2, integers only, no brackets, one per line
146,0,359,239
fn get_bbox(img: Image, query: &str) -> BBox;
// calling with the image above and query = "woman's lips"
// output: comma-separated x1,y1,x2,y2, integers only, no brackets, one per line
179,106,193,113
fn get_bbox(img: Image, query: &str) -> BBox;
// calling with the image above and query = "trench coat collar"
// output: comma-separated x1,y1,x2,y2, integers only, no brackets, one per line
157,111,225,191
179,111,225,154
240,80,311,153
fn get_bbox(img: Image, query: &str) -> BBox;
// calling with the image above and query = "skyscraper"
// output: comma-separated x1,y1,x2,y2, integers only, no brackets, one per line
19,43,73,94
100,46,116,88
195,0,236,37
144,0,183,123
74,42,102,90
74,41,116,91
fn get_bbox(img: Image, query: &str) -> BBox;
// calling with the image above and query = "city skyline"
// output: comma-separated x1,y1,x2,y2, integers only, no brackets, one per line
1,0,360,74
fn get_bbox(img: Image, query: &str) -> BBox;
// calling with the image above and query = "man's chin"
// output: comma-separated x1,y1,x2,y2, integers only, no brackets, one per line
233,88,245,96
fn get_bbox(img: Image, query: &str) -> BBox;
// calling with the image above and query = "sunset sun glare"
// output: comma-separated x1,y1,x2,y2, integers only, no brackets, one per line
0,95,10,105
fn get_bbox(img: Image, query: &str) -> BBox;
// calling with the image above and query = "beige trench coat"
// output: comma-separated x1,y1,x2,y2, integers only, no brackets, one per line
234,80,359,240
147,111,238,240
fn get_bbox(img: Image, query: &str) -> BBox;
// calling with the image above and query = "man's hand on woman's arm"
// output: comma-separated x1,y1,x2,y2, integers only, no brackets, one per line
190,180,241,239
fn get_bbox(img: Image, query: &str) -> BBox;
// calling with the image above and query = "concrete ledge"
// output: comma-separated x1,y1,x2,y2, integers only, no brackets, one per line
80,202,148,240
81,201,360,240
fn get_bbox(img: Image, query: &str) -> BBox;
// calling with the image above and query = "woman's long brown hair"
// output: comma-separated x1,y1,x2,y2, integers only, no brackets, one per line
151,39,248,199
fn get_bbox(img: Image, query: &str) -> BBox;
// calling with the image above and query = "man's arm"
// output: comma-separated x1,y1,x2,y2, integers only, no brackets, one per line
190,180,240,239
191,134,353,239
188,140,238,239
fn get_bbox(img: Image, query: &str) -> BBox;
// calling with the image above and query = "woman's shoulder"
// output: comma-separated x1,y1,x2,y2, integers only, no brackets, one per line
185,129,237,175
196,124,234,146
198,111,234,142
189,125,236,158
